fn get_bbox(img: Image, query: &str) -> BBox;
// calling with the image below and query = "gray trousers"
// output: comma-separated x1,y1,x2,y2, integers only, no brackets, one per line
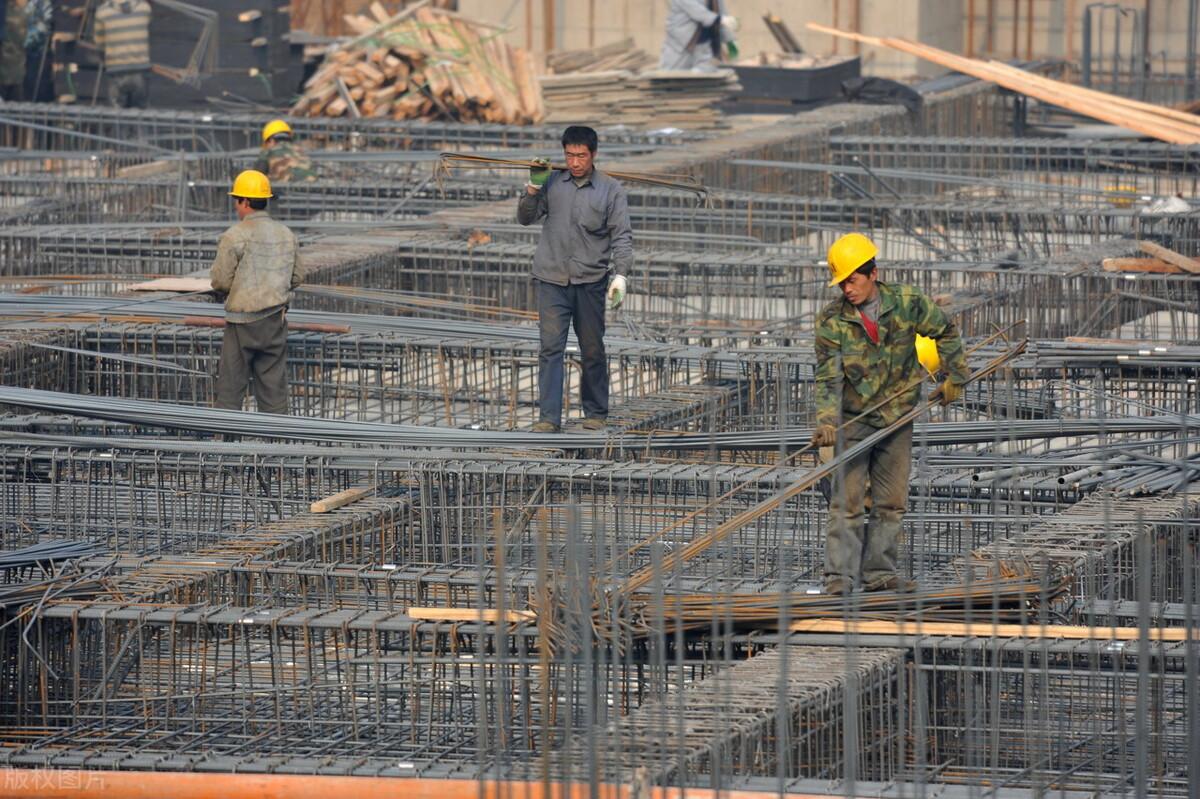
108,71,148,109
824,420,913,585
214,311,289,414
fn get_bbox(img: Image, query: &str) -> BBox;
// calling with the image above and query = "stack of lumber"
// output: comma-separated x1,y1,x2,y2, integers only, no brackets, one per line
546,38,654,74
291,3,543,124
540,69,739,129
808,22,1200,145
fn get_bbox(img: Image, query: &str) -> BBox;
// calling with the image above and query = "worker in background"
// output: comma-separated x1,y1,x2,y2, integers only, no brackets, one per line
0,0,26,101
22,0,52,102
255,119,317,184
660,0,739,71
517,125,631,433
209,170,304,416
94,0,150,109
811,233,968,596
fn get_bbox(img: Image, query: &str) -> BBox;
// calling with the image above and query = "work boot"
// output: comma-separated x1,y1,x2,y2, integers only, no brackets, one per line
581,417,607,431
531,421,561,433
823,576,851,596
863,574,918,593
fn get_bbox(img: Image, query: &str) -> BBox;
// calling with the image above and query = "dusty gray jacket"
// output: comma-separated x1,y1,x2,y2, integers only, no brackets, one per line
659,0,730,70
209,211,303,322
516,168,633,286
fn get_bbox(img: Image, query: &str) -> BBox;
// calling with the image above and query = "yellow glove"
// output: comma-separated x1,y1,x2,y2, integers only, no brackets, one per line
811,424,837,448
938,379,963,406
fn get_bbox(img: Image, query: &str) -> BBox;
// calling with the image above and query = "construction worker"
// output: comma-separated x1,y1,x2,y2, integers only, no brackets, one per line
660,0,739,71
812,233,969,596
254,120,317,184
209,170,304,415
22,0,53,102
517,125,631,433
0,0,26,101
94,0,151,109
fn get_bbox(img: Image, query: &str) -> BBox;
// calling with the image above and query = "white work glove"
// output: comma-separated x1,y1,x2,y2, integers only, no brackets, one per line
720,14,739,32
607,274,627,310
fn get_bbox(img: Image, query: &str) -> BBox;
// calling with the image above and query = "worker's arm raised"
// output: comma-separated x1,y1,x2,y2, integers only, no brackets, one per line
208,232,243,294
516,182,548,225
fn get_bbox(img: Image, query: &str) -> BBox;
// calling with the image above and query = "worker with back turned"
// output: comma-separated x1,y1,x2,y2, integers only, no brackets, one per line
209,170,304,416
812,233,969,596
94,0,151,108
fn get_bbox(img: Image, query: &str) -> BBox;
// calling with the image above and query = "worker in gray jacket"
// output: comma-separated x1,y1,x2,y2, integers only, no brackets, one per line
517,126,632,433
660,0,739,71
209,170,304,415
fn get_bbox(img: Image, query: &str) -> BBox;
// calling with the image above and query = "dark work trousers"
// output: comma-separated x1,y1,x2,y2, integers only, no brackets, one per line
536,277,608,427
824,420,913,586
214,310,289,414
24,41,54,102
108,70,148,109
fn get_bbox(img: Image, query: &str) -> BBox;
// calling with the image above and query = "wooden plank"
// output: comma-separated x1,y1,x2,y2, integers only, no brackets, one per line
310,485,374,513
1101,257,1185,274
807,22,1200,144
1138,240,1200,274
129,277,214,292
406,607,537,624
790,618,1192,642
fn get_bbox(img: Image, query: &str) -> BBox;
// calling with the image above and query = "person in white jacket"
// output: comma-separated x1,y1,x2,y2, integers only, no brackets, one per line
659,0,738,71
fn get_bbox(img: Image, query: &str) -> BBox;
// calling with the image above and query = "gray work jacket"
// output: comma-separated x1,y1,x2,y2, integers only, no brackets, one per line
516,168,633,286
660,0,731,71
209,211,304,322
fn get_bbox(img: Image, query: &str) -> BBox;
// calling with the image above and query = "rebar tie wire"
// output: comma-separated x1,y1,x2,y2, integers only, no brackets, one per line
436,152,710,205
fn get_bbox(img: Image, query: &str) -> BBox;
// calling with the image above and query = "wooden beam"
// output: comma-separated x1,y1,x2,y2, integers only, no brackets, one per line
406,607,537,624
790,618,1193,642
1138,240,1200,274
310,485,374,513
806,23,1200,144
1102,257,1185,274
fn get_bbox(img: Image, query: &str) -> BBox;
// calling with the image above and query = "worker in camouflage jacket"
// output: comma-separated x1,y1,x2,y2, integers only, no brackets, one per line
811,233,969,597
254,119,317,184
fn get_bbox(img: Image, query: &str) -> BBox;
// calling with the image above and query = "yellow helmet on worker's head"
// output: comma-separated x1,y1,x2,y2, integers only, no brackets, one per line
262,119,293,144
826,232,879,287
229,170,273,199
915,334,940,376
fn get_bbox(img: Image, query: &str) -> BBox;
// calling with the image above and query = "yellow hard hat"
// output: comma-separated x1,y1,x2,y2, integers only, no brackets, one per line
826,233,879,287
229,170,273,199
262,119,293,144
915,334,940,375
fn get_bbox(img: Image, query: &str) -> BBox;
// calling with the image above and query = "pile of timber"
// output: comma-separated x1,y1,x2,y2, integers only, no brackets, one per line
292,3,543,124
809,22,1200,145
546,38,654,74
540,69,739,129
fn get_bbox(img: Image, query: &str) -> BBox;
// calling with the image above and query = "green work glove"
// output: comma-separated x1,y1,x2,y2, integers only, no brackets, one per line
811,424,836,448
529,157,551,187
725,40,739,60
938,379,963,406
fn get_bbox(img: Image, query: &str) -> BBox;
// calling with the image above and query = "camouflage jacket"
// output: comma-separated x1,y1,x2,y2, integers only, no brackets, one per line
254,141,317,184
0,2,26,86
814,281,969,429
